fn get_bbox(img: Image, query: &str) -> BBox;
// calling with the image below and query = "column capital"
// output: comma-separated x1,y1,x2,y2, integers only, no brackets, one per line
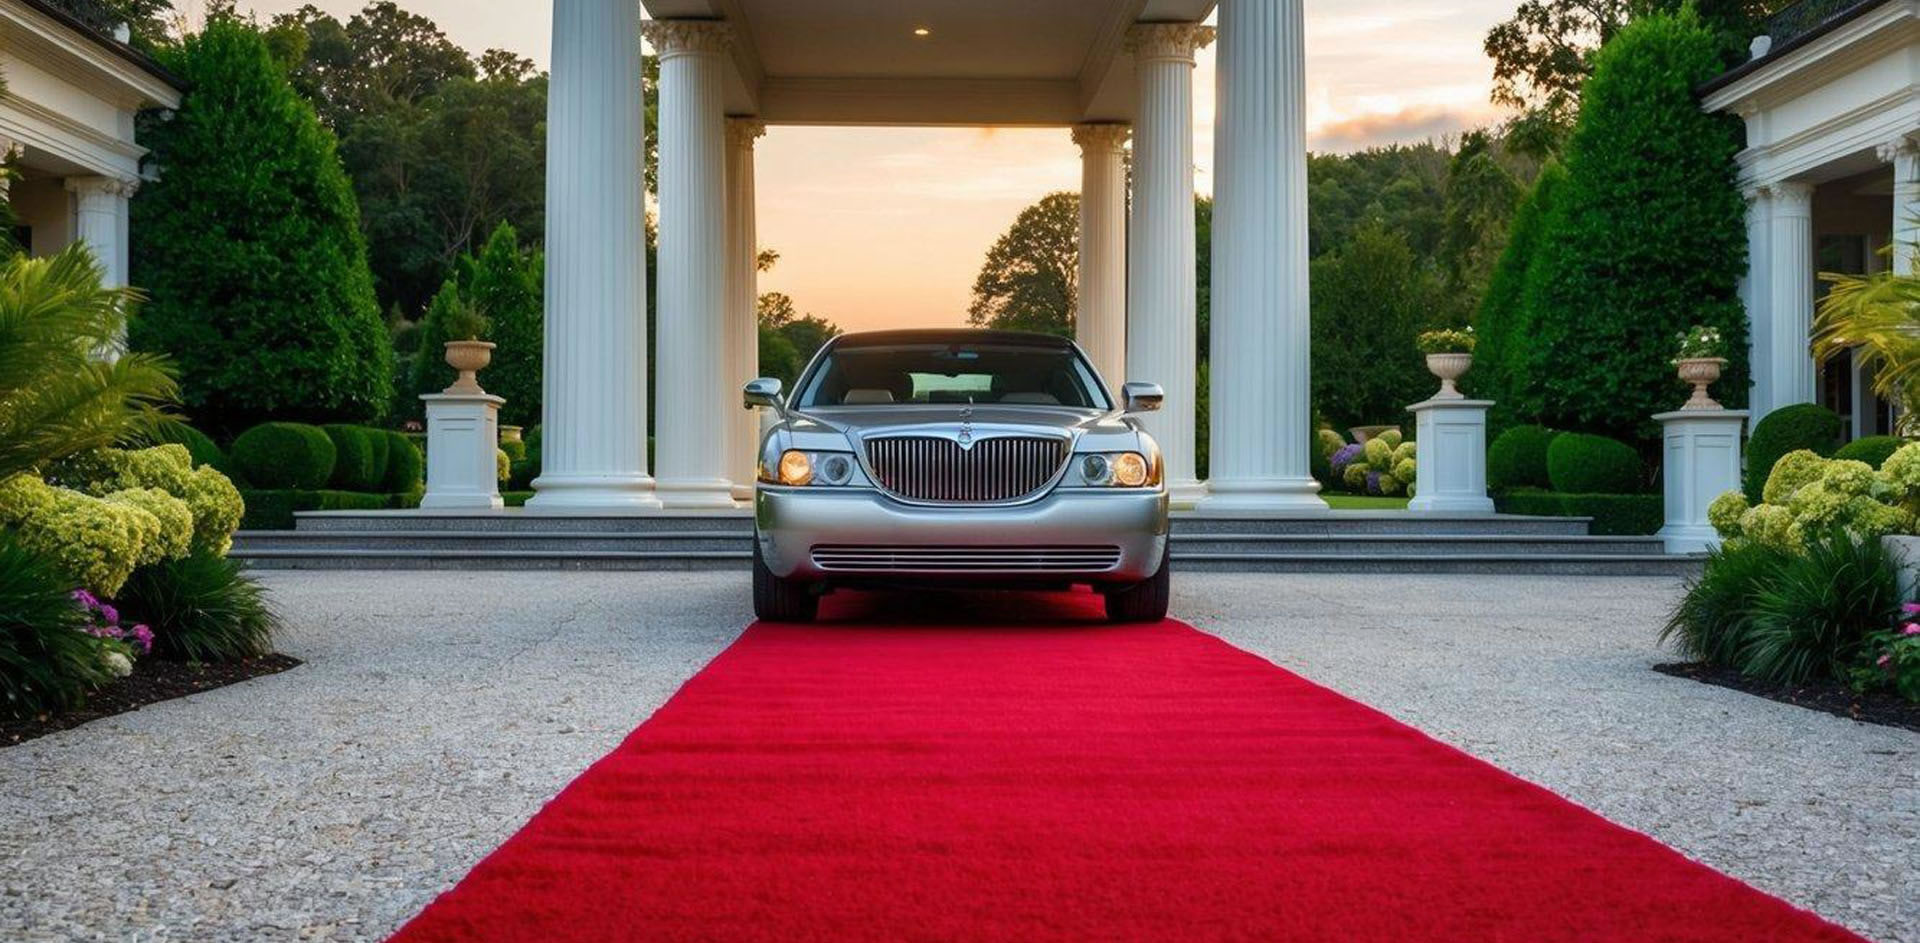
725,117,767,149
65,175,141,199
642,19,733,58
0,136,21,162
1767,180,1815,214
1877,133,1920,164
1071,123,1131,155
1125,22,1215,63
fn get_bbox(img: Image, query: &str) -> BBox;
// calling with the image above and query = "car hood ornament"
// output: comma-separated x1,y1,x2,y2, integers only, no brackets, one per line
957,399,975,448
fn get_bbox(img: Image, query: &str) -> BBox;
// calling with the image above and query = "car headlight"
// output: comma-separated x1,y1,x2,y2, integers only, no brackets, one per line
763,450,857,487
1077,452,1158,488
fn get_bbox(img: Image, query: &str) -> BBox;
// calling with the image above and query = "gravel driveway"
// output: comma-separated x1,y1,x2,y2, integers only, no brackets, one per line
0,571,1912,942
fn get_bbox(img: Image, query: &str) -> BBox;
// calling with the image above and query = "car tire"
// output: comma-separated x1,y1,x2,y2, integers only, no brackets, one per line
753,538,818,623
1104,546,1170,623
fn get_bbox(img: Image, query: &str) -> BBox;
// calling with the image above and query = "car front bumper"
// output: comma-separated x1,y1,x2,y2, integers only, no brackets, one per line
755,486,1169,584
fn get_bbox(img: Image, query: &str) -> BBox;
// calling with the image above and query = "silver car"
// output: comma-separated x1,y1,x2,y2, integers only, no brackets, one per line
744,329,1171,624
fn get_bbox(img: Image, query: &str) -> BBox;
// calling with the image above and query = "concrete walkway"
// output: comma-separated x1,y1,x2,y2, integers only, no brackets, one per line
0,572,1911,942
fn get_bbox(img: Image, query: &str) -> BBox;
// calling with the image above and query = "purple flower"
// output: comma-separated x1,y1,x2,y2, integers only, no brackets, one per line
99,604,118,626
72,589,99,609
129,625,153,655
1330,443,1363,475
1903,602,1920,615
1366,471,1384,496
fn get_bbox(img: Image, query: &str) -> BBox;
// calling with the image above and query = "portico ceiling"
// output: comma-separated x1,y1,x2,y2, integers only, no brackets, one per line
640,0,1217,126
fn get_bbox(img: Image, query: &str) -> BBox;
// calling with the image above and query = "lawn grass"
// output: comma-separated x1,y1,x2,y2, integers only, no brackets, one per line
1323,494,1412,510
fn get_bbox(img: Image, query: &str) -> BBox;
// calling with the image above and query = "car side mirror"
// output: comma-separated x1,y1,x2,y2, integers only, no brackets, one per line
743,377,786,413
1121,381,1164,413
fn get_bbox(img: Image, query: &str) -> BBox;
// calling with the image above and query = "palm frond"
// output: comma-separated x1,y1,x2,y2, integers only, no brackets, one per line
1812,266,1920,417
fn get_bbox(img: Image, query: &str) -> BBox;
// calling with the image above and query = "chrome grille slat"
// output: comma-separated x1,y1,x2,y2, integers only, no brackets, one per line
864,435,1066,503
811,545,1123,573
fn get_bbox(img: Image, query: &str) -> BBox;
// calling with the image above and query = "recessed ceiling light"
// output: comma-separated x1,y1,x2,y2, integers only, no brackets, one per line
913,27,931,37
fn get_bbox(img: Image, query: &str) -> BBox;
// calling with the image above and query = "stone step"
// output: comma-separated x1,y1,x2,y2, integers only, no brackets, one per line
1174,552,1700,576
1172,513,1592,536
291,511,752,534
1170,534,1666,556
234,530,751,554
235,549,752,571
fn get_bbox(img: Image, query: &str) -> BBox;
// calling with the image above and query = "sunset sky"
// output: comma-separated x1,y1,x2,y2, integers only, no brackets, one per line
230,1,1518,331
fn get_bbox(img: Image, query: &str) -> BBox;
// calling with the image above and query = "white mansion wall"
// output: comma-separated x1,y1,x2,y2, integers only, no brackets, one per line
8,175,75,255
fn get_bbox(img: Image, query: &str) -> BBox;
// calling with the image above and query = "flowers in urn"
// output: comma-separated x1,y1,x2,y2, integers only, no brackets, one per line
1672,324,1727,410
1416,327,1476,399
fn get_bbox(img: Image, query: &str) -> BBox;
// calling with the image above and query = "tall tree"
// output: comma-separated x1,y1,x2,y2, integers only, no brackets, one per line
1475,161,1567,424
129,14,391,432
967,192,1078,336
1308,224,1441,431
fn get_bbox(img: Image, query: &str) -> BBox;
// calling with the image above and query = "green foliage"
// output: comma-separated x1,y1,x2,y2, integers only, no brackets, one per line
1661,538,1789,667
0,247,179,482
465,224,542,427
1743,530,1899,684
1546,433,1644,494
322,424,381,491
0,475,150,595
1476,163,1565,418
231,422,337,491
40,445,243,558
104,488,193,565
968,192,1078,335
1514,10,1748,444
149,421,225,470
1743,403,1843,502
383,430,424,494
130,16,392,432
184,466,245,556
1488,424,1558,491
1495,489,1664,535
1712,449,1912,552
1813,261,1920,426
1308,224,1439,430
0,533,105,720
1834,436,1905,470
238,488,392,530
117,552,280,662
1854,622,1920,702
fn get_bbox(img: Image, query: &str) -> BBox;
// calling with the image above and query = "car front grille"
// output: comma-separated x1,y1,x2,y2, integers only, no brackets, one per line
864,435,1068,503
810,545,1123,573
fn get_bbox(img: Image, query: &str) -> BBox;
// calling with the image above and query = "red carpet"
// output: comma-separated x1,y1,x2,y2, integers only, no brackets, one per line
391,591,1866,942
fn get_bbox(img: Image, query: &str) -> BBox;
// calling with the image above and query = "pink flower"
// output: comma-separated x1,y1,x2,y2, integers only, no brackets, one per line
129,625,153,655
72,589,99,609
1905,623,1920,637
1880,654,1894,668
98,604,118,626
1903,602,1920,615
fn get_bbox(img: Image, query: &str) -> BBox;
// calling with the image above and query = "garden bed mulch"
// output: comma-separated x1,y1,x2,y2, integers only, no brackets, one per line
1,654,302,748
1655,662,1919,733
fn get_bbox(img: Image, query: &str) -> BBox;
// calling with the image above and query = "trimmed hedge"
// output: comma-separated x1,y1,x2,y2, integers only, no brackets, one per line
384,431,425,494
1546,433,1645,495
1743,403,1843,502
230,422,336,490
1832,435,1904,470
1495,489,1664,536
153,423,226,470
323,425,383,491
239,489,393,530
1488,425,1558,491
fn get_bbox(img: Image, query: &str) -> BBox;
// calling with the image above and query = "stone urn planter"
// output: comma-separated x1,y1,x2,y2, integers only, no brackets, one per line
499,425,524,444
1425,352,1473,400
443,340,496,395
1676,357,1727,410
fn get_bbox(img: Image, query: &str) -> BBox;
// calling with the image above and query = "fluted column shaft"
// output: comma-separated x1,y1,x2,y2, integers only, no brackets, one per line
1198,0,1326,512
1741,187,1774,418
66,176,136,287
647,20,736,509
1126,24,1212,507
1767,181,1816,410
529,0,658,510
725,118,765,500
1073,124,1130,389
1881,136,1920,277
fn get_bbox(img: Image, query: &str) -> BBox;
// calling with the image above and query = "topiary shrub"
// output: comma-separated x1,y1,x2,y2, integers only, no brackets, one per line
0,533,107,719
322,424,381,491
362,427,391,492
151,423,226,470
384,431,424,494
1495,489,1664,535
1742,403,1843,502
1488,425,1558,491
1546,433,1645,494
230,422,336,491
1833,435,1904,470
239,489,393,530
128,15,391,432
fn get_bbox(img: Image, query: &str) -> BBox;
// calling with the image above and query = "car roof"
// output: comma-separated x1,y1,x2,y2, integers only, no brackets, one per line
828,329,1075,350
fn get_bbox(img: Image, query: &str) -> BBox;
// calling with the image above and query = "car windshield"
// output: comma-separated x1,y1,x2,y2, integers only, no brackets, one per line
796,342,1110,409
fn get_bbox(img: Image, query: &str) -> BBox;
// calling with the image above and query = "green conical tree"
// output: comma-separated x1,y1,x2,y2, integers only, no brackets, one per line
129,15,391,434
1517,8,1748,445
1475,161,1566,425
464,223,542,428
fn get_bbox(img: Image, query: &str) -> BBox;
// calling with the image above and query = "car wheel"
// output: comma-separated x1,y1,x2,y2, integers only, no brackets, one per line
1104,547,1170,623
753,537,818,622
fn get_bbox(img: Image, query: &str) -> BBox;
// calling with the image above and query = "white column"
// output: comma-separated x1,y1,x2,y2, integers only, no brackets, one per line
646,20,735,509
528,0,659,511
1655,409,1747,554
1072,123,1129,389
1197,0,1326,514
66,176,137,286
1879,135,1920,276
1125,23,1212,508
725,117,766,501
1767,181,1816,410
1741,186,1774,418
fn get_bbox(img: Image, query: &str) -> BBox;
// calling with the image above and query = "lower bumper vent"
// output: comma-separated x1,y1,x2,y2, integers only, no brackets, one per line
810,545,1123,573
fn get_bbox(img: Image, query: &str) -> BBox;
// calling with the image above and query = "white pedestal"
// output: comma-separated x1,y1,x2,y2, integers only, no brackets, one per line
1406,398,1494,514
1655,409,1747,554
422,393,505,510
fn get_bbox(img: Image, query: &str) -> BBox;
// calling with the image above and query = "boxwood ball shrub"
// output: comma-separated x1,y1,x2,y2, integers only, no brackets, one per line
1833,435,1904,470
1488,425,1558,491
1546,433,1644,494
323,425,381,491
231,422,336,491
385,431,425,494
1742,403,1843,502
0,533,108,719
152,423,226,470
